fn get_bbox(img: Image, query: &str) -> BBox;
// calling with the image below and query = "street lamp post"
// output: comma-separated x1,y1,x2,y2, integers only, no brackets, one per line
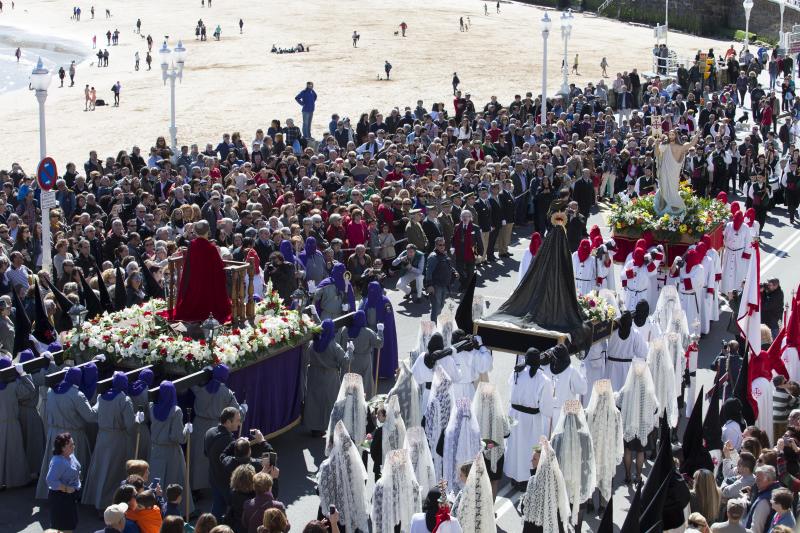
541,13,551,128
30,58,53,273
159,40,187,162
779,0,786,49
743,0,754,50
559,11,573,97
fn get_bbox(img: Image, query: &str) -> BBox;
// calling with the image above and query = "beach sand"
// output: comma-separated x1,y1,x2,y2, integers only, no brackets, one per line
0,0,730,169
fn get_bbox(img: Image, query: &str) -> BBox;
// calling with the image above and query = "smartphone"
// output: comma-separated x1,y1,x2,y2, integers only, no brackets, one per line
329,505,337,515
268,451,278,467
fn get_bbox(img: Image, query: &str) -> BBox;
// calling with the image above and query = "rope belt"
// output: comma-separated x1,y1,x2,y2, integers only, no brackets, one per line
575,278,593,282
425,382,432,390
511,404,541,415
607,357,632,363
624,287,646,293
725,246,744,252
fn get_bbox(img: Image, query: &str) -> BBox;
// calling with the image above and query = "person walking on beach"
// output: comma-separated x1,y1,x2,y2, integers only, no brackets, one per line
147,34,153,51
76,6,81,20
572,53,580,75
89,86,96,110
146,51,152,70
136,18,141,34
600,57,608,77
92,35,96,49
135,51,140,71
103,49,109,67
105,8,111,18
295,81,317,140
484,3,488,15
96,49,103,67
239,18,244,33
460,17,465,32
58,67,66,88
69,61,76,86
112,81,121,107
90,6,94,19
84,84,90,111
384,60,392,80
213,24,221,40
113,29,119,45
400,21,407,37
15,47,20,63
352,30,360,47
496,0,500,13
106,30,111,46
452,72,460,95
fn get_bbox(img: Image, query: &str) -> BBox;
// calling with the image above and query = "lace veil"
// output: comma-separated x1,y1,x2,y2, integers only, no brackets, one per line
519,439,570,531
647,338,679,428
443,397,481,494
382,394,407,459
372,448,422,533
318,421,369,533
325,373,367,456
387,360,422,427
471,382,510,473
453,453,496,533
550,399,596,525
585,379,623,502
404,426,437,495
617,360,659,442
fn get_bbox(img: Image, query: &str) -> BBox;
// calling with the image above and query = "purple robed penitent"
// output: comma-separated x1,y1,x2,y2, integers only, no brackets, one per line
361,281,398,379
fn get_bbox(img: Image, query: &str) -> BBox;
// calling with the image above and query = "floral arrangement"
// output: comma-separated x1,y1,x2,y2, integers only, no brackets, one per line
607,184,728,241
577,292,617,323
65,283,317,371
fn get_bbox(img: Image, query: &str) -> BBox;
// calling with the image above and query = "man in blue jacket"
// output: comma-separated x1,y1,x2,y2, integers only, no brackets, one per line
295,81,317,140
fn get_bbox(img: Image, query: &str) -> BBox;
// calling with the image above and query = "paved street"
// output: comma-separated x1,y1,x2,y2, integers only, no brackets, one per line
5,197,800,532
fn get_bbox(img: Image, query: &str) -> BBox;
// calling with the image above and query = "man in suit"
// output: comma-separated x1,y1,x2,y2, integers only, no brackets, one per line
451,210,483,290
438,200,455,249
474,187,492,263
421,205,443,255
572,169,595,219
617,85,633,125
497,180,516,257
511,161,530,225
486,183,503,262
405,209,428,253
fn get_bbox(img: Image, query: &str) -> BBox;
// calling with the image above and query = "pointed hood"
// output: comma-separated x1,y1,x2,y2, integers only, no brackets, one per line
12,287,31,356
702,381,722,451
620,484,641,533
529,231,542,255
681,386,713,476
78,269,104,320
42,276,75,331
32,280,57,346
95,268,114,313
597,494,613,533
641,474,671,533
139,257,164,299
733,210,744,231
114,266,127,311
642,417,678,524
733,350,757,426
577,239,592,262
455,272,477,333
786,296,800,349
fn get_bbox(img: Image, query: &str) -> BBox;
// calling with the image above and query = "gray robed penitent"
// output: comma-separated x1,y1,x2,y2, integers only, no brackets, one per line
0,376,36,488
189,383,239,491
17,373,45,480
81,392,135,509
304,341,348,431
337,326,383,400
36,386,97,499
148,404,194,514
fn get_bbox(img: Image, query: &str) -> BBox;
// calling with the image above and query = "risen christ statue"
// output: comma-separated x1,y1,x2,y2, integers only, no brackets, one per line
652,129,700,218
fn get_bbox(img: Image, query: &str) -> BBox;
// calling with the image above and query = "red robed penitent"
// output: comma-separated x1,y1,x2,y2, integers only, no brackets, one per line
173,238,232,323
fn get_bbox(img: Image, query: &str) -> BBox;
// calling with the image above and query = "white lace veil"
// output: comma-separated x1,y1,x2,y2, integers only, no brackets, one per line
325,373,367,456
618,360,660,442
372,448,422,533
550,399,597,525
666,306,690,393
585,379,623,502
318,421,370,533
647,338,679,428
437,310,456,348
404,426,437,496
387,360,422,427
454,453,496,533
653,285,681,332
413,320,436,363
471,382,510,473
443,397,481,494
472,294,486,321
520,439,570,531
382,394,407,459
425,365,454,479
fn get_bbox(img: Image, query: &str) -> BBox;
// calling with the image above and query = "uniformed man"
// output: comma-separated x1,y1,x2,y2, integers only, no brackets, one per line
405,209,428,252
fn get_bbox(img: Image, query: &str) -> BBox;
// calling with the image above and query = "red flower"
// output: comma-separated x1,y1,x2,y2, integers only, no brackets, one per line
65,341,71,349
141,341,149,349
159,348,167,355
232,328,241,335
183,336,192,343
102,335,111,342
167,337,175,342
270,338,277,346
282,317,288,323
185,353,194,361
214,356,221,365
199,339,206,346
143,311,152,317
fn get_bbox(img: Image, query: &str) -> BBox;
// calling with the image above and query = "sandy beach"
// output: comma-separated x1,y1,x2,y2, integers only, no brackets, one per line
0,0,730,170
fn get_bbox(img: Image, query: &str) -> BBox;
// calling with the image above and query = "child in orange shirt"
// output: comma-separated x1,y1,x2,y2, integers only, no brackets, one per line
126,490,163,533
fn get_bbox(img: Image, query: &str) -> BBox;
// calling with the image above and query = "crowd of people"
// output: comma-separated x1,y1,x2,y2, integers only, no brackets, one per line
5,27,800,531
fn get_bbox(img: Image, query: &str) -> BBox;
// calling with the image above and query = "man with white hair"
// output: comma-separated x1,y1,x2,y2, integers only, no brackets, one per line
744,465,781,533
98,502,128,533
451,209,483,290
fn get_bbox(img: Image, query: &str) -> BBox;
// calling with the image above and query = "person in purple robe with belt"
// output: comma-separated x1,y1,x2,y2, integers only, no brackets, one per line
361,281,398,380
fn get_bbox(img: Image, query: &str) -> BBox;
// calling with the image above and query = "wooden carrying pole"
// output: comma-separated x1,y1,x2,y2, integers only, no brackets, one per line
134,410,142,460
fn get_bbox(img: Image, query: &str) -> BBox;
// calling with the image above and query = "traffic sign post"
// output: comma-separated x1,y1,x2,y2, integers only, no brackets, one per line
36,156,57,273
